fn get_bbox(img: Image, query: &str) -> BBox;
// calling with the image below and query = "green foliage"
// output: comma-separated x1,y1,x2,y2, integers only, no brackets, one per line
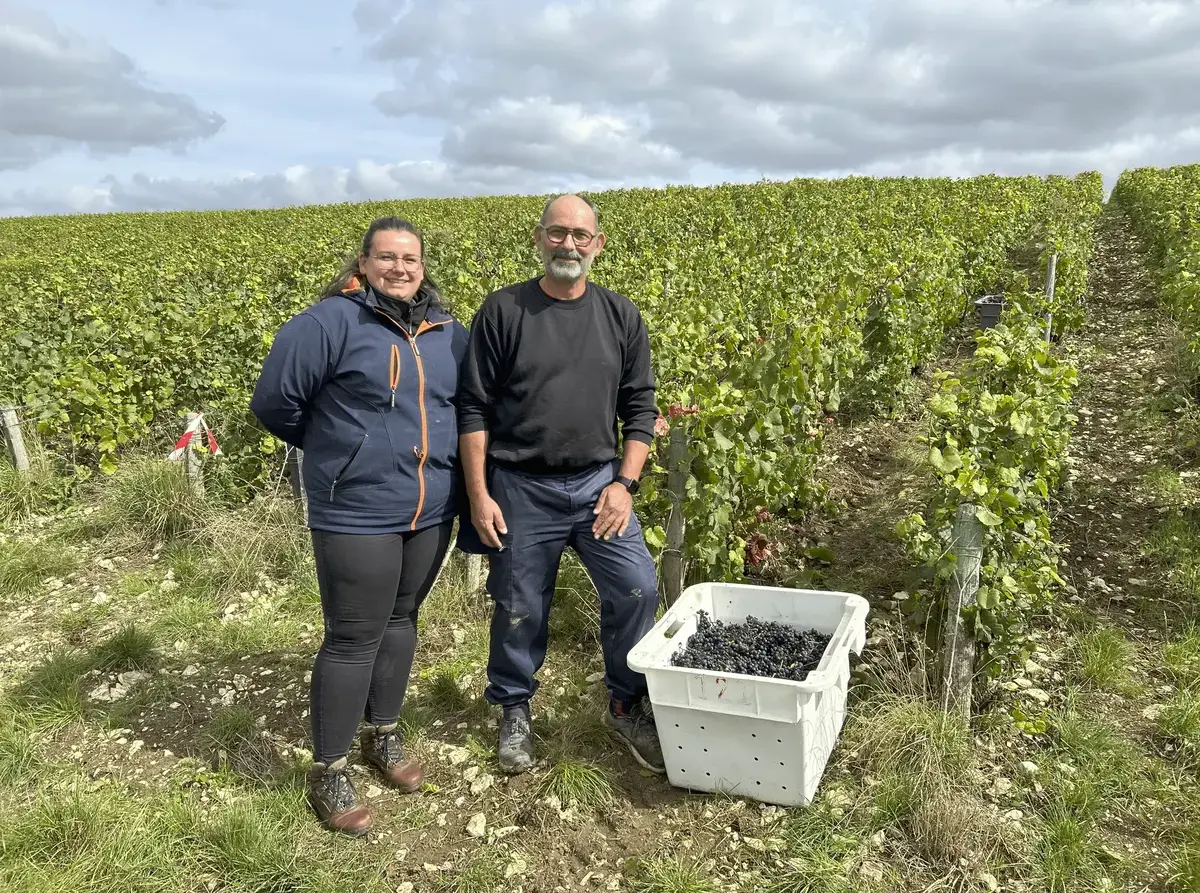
1112,164,1200,383
898,305,1080,673
0,174,1103,582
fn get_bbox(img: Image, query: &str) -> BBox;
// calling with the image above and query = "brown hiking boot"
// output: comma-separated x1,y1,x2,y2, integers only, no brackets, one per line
306,757,371,837
361,723,423,793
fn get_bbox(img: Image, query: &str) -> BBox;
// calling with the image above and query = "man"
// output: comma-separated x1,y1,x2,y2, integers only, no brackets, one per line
456,193,664,775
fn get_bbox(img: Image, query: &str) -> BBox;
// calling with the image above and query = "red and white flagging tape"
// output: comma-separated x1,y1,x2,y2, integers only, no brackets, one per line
167,413,222,461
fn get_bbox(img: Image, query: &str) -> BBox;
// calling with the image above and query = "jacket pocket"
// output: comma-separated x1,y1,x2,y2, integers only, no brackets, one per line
329,435,368,502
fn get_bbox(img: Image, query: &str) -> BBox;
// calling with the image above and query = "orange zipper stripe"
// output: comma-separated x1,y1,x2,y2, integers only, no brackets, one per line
389,343,400,407
411,337,428,530
372,308,449,528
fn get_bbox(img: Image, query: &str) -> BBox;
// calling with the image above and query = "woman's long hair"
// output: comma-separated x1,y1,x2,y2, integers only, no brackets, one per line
319,216,449,311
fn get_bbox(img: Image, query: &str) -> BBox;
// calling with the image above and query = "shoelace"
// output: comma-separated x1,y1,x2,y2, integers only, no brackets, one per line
374,730,403,766
320,769,357,812
502,709,530,738
628,703,659,743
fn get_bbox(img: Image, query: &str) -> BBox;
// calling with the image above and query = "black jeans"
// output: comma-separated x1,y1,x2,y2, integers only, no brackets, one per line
309,520,454,764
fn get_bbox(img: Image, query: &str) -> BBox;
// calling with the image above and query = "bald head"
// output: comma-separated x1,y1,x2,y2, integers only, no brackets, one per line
540,193,599,231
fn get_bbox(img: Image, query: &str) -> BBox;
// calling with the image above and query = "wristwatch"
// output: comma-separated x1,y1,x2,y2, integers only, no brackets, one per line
616,475,640,495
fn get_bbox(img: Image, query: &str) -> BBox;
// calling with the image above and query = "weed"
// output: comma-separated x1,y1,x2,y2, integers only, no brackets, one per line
769,809,864,893
90,623,159,671
1166,626,1200,688
1172,827,1200,893
536,757,614,808
0,705,39,785
10,648,91,728
425,666,473,714
1158,688,1200,764
1147,514,1200,599
441,845,507,893
1035,808,1117,893
1044,707,1158,822
625,855,719,893
0,441,74,525
1074,627,1138,693
194,497,312,596
0,538,79,597
540,702,609,762
93,456,204,546
203,705,285,783
850,696,973,786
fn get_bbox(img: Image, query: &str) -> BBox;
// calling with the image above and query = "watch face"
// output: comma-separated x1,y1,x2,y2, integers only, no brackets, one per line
621,476,639,494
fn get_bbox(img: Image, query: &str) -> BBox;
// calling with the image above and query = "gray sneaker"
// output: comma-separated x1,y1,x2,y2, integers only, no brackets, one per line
604,697,665,774
498,703,535,774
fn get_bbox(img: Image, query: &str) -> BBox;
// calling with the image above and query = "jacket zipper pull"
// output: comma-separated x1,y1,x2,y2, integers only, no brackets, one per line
389,343,400,409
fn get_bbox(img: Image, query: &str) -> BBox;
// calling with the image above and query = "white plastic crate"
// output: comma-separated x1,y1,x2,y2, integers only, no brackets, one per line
627,583,869,807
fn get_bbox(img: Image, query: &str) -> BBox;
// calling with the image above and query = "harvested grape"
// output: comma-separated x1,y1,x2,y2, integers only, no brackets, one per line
669,610,832,681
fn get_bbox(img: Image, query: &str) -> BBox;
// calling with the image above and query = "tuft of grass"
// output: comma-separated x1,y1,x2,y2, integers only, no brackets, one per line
768,809,863,893
194,497,312,596
536,757,615,808
0,537,80,597
92,456,204,546
1158,688,1200,764
906,781,1014,869
0,755,392,893
1044,708,1157,822
90,622,159,672
625,855,720,893
1074,627,1138,693
1146,513,1200,599
0,705,40,785
541,702,609,762
547,557,602,647
850,696,973,786
0,444,74,525
1165,626,1200,688
1035,808,1119,893
425,666,473,714
167,788,392,892
1172,828,1200,893
202,705,284,784
9,648,91,728
442,845,508,893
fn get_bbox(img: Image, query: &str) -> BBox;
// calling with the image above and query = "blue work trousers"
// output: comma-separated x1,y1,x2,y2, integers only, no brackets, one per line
482,461,659,707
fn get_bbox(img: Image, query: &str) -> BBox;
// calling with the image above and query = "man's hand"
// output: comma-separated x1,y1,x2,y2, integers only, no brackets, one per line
471,494,508,550
592,482,633,540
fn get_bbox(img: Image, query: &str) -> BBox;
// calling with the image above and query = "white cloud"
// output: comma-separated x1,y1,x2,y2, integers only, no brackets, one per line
0,0,224,171
0,158,582,216
6,0,1200,215
359,0,1200,182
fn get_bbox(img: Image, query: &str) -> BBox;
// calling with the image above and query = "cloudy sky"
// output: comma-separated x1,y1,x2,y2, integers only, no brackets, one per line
2,0,1199,217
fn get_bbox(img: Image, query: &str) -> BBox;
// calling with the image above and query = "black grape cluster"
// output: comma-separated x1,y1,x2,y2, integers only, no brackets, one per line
670,610,832,681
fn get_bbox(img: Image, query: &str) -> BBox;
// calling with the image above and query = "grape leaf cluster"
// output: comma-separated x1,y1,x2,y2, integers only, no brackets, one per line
670,610,833,681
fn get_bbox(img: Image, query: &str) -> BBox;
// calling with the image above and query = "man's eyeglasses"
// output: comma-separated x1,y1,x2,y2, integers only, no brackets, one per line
370,253,423,270
539,225,597,248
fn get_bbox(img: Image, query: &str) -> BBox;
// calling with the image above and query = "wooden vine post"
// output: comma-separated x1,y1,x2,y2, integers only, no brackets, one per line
466,555,485,593
1043,252,1059,344
285,446,305,502
940,503,984,719
0,406,30,474
183,412,205,497
662,422,690,606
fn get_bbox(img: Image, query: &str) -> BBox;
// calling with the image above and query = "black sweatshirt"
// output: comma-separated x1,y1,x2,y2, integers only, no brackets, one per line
457,278,658,475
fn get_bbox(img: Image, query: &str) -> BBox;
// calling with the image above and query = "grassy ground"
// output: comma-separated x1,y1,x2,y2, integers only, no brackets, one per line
3,205,1200,892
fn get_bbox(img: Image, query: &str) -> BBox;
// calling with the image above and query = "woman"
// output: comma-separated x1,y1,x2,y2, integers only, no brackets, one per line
250,217,468,836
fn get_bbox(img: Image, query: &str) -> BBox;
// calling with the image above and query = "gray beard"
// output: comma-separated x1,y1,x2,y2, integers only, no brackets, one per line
543,249,591,283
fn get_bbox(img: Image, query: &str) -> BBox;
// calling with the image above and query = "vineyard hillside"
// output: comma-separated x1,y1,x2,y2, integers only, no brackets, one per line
4,167,1200,892
0,173,1102,579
